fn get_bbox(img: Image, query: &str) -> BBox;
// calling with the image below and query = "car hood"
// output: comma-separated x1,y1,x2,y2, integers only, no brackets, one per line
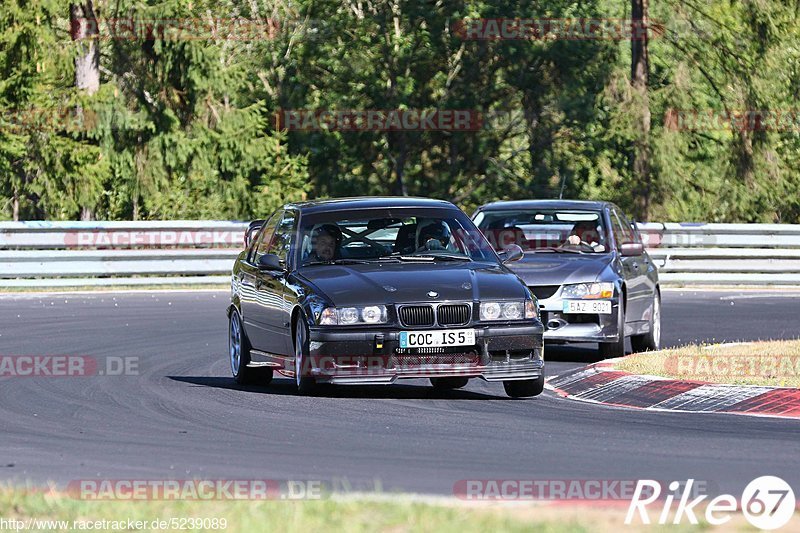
298,262,528,306
507,253,614,286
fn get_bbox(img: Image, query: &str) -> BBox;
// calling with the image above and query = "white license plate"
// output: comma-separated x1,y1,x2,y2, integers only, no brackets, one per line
562,300,612,314
399,329,476,348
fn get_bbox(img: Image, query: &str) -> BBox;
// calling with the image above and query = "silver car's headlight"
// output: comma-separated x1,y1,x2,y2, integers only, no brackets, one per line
561,282,614,299
319,306,388,325
480,301,535,321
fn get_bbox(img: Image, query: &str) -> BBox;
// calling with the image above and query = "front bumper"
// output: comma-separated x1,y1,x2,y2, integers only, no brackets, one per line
540,297,621,344
307,323,544,384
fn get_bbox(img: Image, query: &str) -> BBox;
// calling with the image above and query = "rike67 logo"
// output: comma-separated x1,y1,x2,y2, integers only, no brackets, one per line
626,476,796,530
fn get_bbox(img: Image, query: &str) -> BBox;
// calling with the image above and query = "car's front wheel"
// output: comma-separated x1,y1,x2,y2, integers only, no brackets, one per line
430,377,469,390
599,301,626,359
631,292,661,352
229,310,273,385
503,375,544,398
294,318,316,395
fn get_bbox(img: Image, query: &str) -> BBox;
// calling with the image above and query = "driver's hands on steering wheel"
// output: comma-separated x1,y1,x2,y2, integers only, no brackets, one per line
563,235,605,252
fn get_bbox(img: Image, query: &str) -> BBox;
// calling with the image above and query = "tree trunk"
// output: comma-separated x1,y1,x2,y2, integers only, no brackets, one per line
70,2,100,94
70,2,100,221
388,131,408,196
631,0,651,220
12,188,19,221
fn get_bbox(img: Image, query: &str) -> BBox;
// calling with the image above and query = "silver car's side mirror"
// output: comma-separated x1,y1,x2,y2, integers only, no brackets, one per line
620,242,644,256
499,244,524,264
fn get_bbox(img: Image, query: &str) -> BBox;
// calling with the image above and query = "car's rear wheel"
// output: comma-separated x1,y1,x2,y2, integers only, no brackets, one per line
230,310,273,385
430,377,469,390
294,318,316,395
631,292,661,353
599,301,626,359
503,375,544,398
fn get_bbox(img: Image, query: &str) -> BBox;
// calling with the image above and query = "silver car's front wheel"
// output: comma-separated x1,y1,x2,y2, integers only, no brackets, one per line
631,292,662,353
651,294,662,349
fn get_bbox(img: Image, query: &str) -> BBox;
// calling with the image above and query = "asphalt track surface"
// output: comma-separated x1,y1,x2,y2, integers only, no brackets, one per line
1,289,799,496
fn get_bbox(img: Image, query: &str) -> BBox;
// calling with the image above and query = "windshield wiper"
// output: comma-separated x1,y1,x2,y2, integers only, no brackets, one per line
526,247,587,254
551,248,587,254
303,258,374,266
402,254,472,262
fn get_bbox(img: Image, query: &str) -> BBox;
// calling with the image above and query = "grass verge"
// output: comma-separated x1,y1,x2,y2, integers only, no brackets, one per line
615,340,800,387
0,488,727,533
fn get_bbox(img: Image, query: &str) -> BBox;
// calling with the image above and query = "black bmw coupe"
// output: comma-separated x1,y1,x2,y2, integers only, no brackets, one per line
227,197,545,397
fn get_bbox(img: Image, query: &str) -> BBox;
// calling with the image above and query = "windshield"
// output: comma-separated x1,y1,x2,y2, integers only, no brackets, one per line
474,209,609,254
297,208,498,266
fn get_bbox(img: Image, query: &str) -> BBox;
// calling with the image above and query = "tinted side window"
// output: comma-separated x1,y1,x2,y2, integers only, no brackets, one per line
610,210,634,249
624,213,643,244
267,210,296,264
251,211,282,264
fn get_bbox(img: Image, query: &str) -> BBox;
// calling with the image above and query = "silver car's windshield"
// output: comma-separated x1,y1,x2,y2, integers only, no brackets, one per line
474,209,609,253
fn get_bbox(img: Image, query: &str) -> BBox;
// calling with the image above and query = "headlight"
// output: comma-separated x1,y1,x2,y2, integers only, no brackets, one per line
339,308,359,324
318,305,388,325
561,282,614,299
480,302,502,320
525,300,537,319
480,301,529,321
361,306,385,323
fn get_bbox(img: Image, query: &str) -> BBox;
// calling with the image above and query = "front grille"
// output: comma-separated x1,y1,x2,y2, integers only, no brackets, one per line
399,305,435,327
530,285,560,300
437,304,471,326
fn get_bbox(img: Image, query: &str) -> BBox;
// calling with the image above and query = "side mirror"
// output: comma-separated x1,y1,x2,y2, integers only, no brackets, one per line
498,244,524,264
620,242,644,257
258,253,283,271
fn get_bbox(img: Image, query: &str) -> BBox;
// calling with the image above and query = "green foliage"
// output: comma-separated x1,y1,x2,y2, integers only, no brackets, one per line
0,0,798,222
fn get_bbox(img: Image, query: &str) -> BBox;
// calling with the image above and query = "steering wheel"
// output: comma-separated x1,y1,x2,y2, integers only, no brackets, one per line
559,240,595,253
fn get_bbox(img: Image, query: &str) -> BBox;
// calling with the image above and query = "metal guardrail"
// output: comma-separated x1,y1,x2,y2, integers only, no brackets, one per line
636,222,800,285
2,221,800,287
0,221,246,287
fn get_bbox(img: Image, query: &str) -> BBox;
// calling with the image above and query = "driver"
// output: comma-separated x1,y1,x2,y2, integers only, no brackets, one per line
566,220,605,252
306,224,342,262
417,221,451,251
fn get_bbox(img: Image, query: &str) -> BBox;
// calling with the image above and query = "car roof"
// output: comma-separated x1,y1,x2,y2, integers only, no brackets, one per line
285,196,458,214
476,199,611,211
